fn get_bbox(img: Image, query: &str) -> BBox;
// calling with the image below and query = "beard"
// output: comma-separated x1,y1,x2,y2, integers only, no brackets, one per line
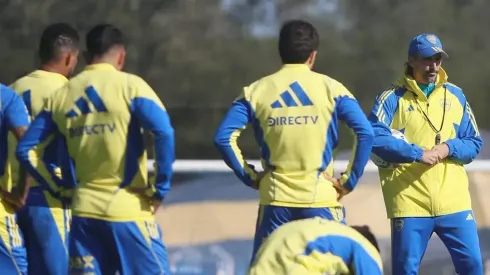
425,70,438,81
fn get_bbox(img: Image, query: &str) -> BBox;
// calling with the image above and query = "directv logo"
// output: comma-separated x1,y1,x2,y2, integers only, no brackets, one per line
268,115,318,126
270,81,313,108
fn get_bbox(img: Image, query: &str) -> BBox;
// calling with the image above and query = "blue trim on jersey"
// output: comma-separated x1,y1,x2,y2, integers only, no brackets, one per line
130,97,175,201
368,88,424,163
335,96,374,191
214,98,255,186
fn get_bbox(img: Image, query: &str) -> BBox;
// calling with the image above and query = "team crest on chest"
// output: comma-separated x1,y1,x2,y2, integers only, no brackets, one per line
440,99,451,111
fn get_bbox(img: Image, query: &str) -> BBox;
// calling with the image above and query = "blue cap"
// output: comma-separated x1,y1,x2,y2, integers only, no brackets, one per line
408,33,448,58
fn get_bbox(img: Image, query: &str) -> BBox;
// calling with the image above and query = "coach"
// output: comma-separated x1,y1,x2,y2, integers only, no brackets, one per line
368,33,484,275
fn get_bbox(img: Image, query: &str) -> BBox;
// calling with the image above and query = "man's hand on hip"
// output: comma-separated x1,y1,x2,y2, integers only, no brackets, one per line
323,173,349,200
252,171,267,190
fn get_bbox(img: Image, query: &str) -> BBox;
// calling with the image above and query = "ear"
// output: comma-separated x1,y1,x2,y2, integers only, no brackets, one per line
117,49,126,70
307,51,317,69
64,53,71,67
407,55,416,67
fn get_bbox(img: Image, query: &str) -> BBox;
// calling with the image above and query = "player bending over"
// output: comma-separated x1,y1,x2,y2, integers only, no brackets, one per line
248,217,383,275
16,24,175,275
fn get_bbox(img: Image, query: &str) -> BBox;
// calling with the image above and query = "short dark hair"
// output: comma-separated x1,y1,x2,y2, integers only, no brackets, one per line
85,24,126,60
351,225,380,252
278,20,319,64
39,23,79,64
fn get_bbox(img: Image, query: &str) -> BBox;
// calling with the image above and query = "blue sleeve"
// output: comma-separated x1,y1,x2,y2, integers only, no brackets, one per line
445,101,483,164
15,110,64,197
368,90,423,163
132,98,175,201
1,86,30,129
336,96,374,191
213,98,258,187
350,244,383,275
304,235,382,275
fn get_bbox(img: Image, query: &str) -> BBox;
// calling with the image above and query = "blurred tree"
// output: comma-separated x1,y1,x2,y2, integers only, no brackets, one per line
0,0,488,159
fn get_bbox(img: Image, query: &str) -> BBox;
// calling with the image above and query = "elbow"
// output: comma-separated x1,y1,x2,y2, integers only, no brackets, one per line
213,130,228,149
161,127,175,139
357,126,375,145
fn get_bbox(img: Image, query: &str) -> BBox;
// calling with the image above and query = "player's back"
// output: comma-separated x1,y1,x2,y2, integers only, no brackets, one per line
245,64,352,206
7,70,68,186
49,64,153,221
10,70,68,117
248,217,383,275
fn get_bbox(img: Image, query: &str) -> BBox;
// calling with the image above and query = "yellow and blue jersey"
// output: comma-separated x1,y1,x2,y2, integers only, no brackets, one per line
248,217,383,275
16,63,175,221
368,68,483,218
9,70,74,275
214,64,374,207
0,84,29,274
0,84,30,208
8,70,68,191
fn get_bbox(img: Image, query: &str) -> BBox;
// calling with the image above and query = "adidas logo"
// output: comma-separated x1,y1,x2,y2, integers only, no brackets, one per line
65,86,108,118
466,213,474,221
407,106,414,112
270,81,313,108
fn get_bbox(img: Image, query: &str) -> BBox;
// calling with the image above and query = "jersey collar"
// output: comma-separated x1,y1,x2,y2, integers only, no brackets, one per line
84,63,117,71
281,64,311,70
397,67,448,99
31,70,69,83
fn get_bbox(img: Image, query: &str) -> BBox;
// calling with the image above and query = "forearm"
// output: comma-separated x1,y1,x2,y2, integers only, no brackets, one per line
341,131,374,191
15,167,33,199
215,137,258,187
445,137,482,164
16,147,62,197
148,130,175,200
371,124,423,163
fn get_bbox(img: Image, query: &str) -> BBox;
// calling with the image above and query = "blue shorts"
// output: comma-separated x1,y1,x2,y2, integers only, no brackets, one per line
391,210,483,275
17,188,70,275
0,210,27,275
250,205,346,264
69,216,170,275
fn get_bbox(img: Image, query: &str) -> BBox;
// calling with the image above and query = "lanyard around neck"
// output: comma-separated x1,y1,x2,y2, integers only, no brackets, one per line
414,87,447,145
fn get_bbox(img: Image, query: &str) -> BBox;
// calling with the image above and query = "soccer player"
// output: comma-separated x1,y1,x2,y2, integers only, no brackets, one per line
248,218,383,275
368,33,483,274
0,84,30,274
8,23,80,275
214,19,374,263
16,24,175,275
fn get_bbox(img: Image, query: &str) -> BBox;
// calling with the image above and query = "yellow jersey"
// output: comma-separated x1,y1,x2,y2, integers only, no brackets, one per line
249,217,383,275
214,64,374,207
8,70,68,191
16,63,175,221
368,68,483,218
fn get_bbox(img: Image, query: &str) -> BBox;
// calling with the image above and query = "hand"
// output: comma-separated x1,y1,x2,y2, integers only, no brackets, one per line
128,188,162,214
323,173,349,201
420,150,440,166
431,143,449,160
0,189,25,211
151,200,162,214
251,171,267,190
